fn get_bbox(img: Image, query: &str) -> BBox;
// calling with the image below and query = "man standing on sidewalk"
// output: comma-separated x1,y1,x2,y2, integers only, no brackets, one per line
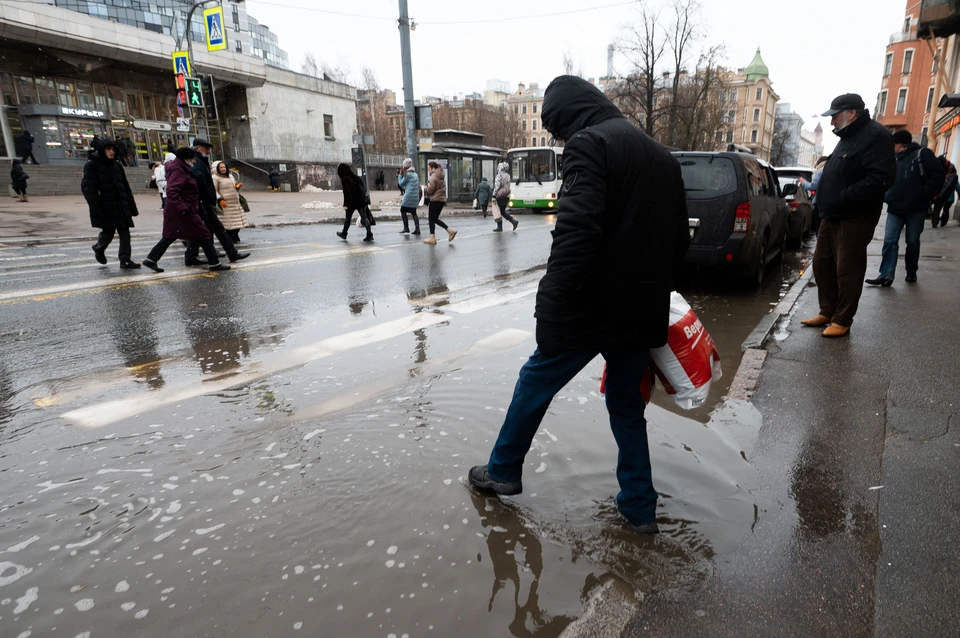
183,139,249,266
468,76,690,536
801,94,896,338
82,139,140,270
866,130,944,287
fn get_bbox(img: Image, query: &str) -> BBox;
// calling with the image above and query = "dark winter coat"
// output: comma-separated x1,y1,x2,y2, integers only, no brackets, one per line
20,130,33,151
162,159,211,241
269,169,280,188
816,111,896,220
10,161,28,190
475,180,492,205
535,75,690,356
340,171,367,211
884,142,946,215
191,153,218,210
81,151,139,229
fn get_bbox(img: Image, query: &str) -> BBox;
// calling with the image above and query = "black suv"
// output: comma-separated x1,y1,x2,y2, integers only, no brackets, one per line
674,151,790,284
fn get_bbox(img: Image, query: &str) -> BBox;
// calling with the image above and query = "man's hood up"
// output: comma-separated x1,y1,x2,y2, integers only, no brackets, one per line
540,75,623,141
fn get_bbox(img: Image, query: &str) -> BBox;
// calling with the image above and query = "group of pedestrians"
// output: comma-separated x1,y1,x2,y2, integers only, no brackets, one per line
81,137,251,273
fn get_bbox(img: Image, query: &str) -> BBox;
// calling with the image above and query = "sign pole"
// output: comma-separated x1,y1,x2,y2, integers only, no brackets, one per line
398,0,418,162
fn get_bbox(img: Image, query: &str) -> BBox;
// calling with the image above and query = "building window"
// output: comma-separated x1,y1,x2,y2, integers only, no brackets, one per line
753,108,760,122
541,136,546,146
726,130,734,143
884,52,894,77
232,2,241,31
904,16,911,35
755,87,762,101
877,90,888,115
531,137,537,146
729,89,737,102
921,126,929,145
933,48,941,74
902,50,914,74
514,105,518,114
533,104,537,113
927,86,936,112
522,104,527,114
896,88,908,114
727,109,736,122
522,120,526,131
751,129,758,143
323,114,334,138
532,119,537,130
716,131,724,144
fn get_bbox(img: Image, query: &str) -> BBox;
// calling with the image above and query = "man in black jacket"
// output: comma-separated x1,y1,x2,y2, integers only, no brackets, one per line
468,76,690,536
183,139,249,266
81,139,140,269
801,94,896,338
866,130,944,287
19,130,37,164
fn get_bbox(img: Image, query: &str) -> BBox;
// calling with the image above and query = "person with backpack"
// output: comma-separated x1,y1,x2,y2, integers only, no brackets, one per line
866,130,944,287
931,154,958,228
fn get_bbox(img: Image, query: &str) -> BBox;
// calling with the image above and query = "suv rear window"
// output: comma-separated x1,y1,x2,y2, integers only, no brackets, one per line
677,156,738,199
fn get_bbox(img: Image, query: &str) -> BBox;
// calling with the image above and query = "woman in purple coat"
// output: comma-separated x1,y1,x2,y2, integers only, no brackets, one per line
142,147,230,273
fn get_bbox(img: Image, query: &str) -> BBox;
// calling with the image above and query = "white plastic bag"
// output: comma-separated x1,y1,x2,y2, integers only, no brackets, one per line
600,292,721,410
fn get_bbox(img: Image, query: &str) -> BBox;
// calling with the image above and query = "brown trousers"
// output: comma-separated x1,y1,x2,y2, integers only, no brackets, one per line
813,213,880,327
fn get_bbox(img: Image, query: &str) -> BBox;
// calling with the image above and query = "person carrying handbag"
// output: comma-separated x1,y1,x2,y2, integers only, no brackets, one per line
212,160,250,243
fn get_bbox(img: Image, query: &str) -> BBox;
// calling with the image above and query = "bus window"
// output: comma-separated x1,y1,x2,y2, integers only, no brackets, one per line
509,149,557,183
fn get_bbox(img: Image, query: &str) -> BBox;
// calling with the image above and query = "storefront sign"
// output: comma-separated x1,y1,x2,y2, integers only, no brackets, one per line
172,51,192,77
60,107,106,118
419,137,433,151
176,117,191,132
203,7,227,52
133,120,172,132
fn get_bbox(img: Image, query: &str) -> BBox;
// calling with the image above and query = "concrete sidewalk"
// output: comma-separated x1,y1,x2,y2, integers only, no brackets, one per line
0,189,483,243
566,218,960,637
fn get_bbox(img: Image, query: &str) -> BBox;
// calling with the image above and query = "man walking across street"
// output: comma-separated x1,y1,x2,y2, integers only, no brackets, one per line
19,129,37,164
866,130,944,287
468,75,690,536
801,94,896,338
183,139,249,266
81,139,141,269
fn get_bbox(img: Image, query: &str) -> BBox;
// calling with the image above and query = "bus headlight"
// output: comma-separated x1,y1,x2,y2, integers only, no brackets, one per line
547,201,555,208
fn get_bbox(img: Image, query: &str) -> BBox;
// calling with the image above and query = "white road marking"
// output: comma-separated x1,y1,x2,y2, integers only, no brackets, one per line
442,284,538,314
0,253,67,261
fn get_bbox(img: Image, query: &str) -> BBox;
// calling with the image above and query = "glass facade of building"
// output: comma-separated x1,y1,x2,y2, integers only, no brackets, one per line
45,0,289,69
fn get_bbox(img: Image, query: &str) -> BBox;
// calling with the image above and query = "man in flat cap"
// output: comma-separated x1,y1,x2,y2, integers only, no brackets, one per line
801,94,896,338
184,138,249,266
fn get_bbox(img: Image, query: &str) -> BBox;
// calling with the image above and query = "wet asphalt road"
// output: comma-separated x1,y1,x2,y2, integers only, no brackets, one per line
0,216,809,637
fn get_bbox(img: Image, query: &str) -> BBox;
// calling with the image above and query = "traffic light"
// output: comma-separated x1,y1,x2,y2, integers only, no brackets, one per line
185,77,204,109
176,73,188,112
201,75,218,121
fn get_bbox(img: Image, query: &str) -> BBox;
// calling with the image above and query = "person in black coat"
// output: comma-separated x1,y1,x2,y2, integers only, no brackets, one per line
182,138,249,266
468,75,690,536
19,130,37,164
268,168,280,191
866,130,945,287
81,139,141,269
89,134,101,159
336,162,373,242
802,94,896,337
10,159,29,202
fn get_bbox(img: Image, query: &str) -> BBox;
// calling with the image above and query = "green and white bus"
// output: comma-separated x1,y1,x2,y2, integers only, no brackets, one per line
506,146,564,212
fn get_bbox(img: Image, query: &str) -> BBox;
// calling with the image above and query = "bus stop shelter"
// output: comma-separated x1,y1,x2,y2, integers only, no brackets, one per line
419,130,503,203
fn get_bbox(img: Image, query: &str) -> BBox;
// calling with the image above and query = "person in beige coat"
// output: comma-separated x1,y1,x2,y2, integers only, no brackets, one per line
212,160,249,242
423,160,456,245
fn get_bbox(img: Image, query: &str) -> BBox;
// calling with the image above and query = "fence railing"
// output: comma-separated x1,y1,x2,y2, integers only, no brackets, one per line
232,145,352,164
364,153,407,167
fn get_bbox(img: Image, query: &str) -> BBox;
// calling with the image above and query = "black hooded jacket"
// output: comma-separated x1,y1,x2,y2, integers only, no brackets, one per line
883,142,945,215
816,110,896,220
191,152,218,210
535,76,690,355
10,160,28,188
81,145,139,229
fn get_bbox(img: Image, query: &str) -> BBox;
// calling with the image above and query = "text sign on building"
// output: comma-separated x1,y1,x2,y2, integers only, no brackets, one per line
60,107,105,119
172,51,191,78
133,120,172,132
185,77,204,109
203,7,227,52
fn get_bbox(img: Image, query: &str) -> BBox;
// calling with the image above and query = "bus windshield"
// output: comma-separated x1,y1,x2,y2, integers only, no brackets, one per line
509,150,556,184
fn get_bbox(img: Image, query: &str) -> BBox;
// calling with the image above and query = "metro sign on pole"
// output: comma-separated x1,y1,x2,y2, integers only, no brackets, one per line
185,77,204,109
203,6,227,52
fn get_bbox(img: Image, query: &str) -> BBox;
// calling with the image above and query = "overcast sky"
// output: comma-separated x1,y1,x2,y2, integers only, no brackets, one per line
246,0,911,151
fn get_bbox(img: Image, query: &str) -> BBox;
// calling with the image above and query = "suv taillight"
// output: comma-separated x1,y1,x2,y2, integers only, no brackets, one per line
734,201,750,233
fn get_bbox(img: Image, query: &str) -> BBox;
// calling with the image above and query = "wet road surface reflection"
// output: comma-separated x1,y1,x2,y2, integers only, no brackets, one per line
0,223,811,636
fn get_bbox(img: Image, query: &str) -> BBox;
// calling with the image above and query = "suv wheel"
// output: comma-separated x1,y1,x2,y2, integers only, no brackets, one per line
752,237,768,286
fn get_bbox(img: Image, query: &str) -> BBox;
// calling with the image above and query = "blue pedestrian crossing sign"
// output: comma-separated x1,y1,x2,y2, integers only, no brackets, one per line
171,51,191,77
203,7,227,52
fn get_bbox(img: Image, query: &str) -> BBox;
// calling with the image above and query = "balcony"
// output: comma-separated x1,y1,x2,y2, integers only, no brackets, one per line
889,28,917,45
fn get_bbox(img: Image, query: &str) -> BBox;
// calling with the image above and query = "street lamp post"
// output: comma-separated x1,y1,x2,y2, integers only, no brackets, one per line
398,0,418,162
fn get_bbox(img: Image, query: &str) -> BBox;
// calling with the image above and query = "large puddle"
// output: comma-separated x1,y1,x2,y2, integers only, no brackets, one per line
0,242,809,637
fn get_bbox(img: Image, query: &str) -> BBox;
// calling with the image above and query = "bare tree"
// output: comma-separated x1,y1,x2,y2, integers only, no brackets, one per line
670,46,729,152
665,0,701,148
361,67,379,92
614,5,668,136
301,52,320,78
769,116,792,166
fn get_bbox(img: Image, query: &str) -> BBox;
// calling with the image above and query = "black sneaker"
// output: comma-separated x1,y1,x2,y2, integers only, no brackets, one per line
92,244,107,265
400,228,410,234
119,260,141,269
865,277,893,287
363,234,374,243
336,231,347,241
411,229,421,236
906,273,918,283
142,259,164,273
511,219,519,231
185,259,209,266
468,465,522,496
229,252,250,262
208,263,231,271
630,522,660,536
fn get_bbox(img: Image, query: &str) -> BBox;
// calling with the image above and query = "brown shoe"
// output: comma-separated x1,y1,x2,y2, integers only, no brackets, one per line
822,324,850,338
801,314,831,327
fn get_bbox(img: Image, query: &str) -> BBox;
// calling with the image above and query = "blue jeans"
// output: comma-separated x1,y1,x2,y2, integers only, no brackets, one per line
879,211,925,279
487,347,657,526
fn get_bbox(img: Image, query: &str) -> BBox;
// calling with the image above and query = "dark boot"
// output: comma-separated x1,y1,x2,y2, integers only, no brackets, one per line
411,213,421,235
337,230,347,241
494,219,503,232
363,232,374,243
92,244,107,264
